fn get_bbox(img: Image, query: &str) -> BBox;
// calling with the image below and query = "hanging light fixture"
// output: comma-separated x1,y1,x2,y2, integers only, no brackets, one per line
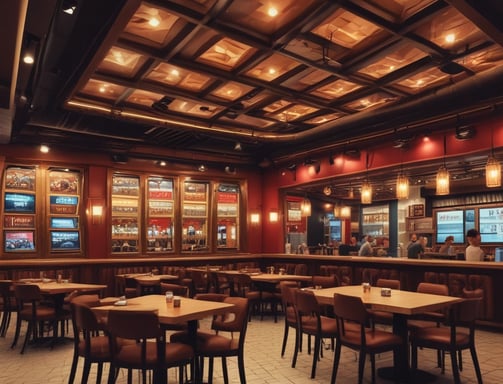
361,180,372,204
361,153,372,204
333,203,341,218
486,127,501,188
396,173,409,200
340,205,351,219
436,136,450,195
300,197,311,217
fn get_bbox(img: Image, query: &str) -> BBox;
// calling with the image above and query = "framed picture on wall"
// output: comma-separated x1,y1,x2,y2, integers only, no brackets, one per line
4,230,35,252
4,167,36,191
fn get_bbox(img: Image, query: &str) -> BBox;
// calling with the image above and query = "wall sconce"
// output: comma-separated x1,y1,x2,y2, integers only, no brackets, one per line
91,204,103,224
396,173,409,199
300,197,311,217
250,213,260,224
304,159,320,175
269,210,279,223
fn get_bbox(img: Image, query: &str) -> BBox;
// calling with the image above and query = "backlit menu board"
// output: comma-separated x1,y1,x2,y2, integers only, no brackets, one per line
3,167,37,252
48,169,81,252
436,210,464,243
479,207,503,243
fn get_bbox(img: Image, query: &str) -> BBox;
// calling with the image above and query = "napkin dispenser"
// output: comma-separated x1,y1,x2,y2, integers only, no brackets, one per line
380,288,392,297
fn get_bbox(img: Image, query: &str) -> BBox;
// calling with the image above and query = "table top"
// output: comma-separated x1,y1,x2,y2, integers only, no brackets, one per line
313,285,462,316
23,281,107,295
93,294,234,325
218,270,313,283
132,274,179,284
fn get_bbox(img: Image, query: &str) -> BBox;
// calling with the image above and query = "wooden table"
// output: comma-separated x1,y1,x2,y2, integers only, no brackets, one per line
29,281,107,295
218,270,312,284
93,294,234,383
313,285,462,383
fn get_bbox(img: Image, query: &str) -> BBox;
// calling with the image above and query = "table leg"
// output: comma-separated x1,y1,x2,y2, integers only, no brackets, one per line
377,313,436,383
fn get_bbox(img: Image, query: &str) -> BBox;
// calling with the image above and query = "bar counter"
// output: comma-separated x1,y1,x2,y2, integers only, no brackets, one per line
1,253,502,328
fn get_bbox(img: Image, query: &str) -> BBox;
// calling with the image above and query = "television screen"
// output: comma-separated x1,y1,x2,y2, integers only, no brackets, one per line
50,217,79,229
4,231,35,251
479,207,503,243
436,210,464,243
50,231,80,251
4,192,35,213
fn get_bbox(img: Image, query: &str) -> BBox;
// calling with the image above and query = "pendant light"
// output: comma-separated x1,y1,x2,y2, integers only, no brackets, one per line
300,197,311,217
436,136,450,195
333,203,341,218
361,153,372,204
396,173,409,199
486,127,501,188
340,205,351,219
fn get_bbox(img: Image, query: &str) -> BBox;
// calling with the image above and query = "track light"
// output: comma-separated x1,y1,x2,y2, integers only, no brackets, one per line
234,142,242,151
198,164,207,172
225,165,236,175
62,0,77,14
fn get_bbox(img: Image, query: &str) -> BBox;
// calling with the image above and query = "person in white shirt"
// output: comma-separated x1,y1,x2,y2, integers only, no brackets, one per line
465,229,484,261
358,235,373,256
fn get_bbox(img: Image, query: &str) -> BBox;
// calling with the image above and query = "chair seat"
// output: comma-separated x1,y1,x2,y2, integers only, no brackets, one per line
77,335,110,359
114,341,194,368
197,333,240,354
412,326,471,348
19,306,56,320
340,328,402,350
301,315,337,336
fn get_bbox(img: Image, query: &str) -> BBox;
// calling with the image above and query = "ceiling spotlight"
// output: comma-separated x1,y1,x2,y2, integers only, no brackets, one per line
62,0,78,15
455,125,475,140
328,154,334,165
198,164,207,172
234,142,242,151
323,186,332,196
225,165,236,175
40,144,50,153
157,160,167,167
111,154,128,164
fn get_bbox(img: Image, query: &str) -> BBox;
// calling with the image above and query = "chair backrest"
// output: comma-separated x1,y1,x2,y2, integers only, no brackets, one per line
107,309,161,340
160,283,189,297
376,278,400,290
70,293,101,307
450,297,481,327
194,293,228,302
333,293,369,326
295,289,321,316
71,299,105,339
417,282,449,296
13,283,42,303
0,280,13,303
312,275,339,288
211,296,249,350
229,273,254,297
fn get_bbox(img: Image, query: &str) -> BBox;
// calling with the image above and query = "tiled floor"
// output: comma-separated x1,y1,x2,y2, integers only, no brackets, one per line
1,311,502,383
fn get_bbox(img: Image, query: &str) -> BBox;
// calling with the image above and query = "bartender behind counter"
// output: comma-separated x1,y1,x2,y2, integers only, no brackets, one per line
465,229,485,261
407,236,427,259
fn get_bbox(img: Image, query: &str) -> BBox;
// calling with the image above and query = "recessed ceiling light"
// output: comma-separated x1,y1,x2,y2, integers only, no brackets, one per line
268,7,278,17
23,55,34,64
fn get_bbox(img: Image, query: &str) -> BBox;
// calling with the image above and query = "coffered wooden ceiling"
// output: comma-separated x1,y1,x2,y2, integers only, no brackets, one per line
5,0,503,170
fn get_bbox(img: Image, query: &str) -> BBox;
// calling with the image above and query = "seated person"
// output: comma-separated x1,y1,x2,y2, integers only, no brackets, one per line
407,236,427,259
438,235,454,254
358,235,373,256
465,229,484,261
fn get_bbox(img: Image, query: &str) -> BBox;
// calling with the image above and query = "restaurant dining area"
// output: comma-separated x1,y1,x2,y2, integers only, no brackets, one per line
3,0,503,383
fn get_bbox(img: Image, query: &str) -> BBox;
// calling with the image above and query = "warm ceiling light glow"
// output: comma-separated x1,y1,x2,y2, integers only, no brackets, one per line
340,206,351,219
23,54,34,64
99,85,106,93
40,145,50,153
333,204,341,218
300,198,311,217
396,173,409,200
198,164,207,172
361,180,372,204
268,67,277,75
268,7,278,17
269,211,279,222
436,166,450,195
486,156,501,188
445,33,456,43
149,17,160,27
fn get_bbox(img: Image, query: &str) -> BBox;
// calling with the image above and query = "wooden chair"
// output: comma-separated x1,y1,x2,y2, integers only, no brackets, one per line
0,280,14,337
279,282,299,361
107,309,194,384
68,294,112,384
160,282,189,297
294,289,338,379
11,283,60,354
194,296,249,384
410,298,483,384
331,293,402,384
